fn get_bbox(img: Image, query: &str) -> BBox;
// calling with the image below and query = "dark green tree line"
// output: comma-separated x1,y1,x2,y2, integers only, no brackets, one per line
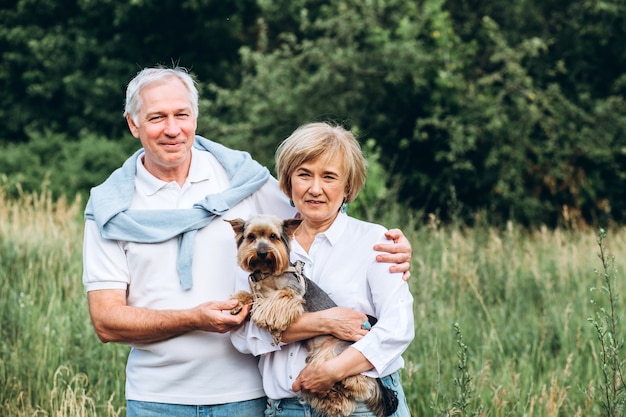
1,0,625,226
0,0,257,140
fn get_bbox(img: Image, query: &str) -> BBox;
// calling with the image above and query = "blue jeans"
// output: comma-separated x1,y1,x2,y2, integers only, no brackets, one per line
126,397,266,417
265,372,411,417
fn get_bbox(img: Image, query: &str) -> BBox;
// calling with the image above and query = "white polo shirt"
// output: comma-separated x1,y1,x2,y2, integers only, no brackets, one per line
230,212,415,400
83,147,295,405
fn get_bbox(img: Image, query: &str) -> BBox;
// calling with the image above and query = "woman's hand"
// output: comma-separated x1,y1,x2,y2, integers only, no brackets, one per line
323,307,371,342
292,360,338,395
280,307,369,343
292,347,374,395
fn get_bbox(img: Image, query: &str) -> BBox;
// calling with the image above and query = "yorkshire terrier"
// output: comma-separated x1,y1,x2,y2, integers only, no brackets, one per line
227,214,398,417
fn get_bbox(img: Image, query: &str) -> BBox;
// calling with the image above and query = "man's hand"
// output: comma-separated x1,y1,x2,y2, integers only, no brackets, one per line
193,299,251,333
374,228,412,281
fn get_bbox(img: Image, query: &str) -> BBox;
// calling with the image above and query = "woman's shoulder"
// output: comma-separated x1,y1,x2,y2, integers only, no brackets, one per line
344,216,389,242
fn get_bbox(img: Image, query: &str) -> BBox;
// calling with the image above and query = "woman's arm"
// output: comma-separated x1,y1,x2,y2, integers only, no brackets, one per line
293,229,415,390
280,307,370,343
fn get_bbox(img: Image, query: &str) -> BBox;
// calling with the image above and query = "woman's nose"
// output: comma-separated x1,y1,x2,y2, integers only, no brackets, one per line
309,177,322,194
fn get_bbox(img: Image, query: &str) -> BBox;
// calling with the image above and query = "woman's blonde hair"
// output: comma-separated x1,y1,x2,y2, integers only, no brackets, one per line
275,122,367,203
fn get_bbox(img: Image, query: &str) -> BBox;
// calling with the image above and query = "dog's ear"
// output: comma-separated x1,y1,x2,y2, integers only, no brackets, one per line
225,218,246,238
282,218,302,238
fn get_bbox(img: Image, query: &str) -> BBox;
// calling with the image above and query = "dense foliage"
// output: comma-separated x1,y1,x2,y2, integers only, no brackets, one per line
1,0,625,226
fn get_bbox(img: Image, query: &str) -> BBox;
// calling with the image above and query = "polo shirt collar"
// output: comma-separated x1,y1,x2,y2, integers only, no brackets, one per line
136,147,210,196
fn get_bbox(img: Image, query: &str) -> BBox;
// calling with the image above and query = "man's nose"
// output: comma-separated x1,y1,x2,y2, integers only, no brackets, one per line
164,116,181,136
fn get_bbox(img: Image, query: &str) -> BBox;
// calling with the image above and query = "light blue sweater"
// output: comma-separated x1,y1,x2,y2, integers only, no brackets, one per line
84,136,270,289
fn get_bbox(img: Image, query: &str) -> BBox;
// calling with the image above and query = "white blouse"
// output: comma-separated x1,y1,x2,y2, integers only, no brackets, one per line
230,211,415,400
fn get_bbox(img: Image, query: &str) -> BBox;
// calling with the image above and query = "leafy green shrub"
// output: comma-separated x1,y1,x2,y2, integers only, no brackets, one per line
0,130,138,200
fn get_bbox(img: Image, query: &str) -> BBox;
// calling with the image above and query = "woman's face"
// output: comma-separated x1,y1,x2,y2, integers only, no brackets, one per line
290,153,347,229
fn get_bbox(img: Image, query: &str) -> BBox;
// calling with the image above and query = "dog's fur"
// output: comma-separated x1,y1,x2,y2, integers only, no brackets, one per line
227,214,398,417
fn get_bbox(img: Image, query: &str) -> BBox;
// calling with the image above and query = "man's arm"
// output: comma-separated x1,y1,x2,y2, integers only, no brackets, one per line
87,289,250,344
374,228,413,281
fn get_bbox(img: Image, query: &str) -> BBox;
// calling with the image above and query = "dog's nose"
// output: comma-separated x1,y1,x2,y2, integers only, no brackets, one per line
257,248,268,259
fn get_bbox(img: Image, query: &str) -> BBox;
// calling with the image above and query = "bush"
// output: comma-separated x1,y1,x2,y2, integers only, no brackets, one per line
0,131,138,200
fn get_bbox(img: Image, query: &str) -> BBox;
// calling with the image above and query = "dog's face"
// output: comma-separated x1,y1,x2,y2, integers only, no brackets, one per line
227,215,302,275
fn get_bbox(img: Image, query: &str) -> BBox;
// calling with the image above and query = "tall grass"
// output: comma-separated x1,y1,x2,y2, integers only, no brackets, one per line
0,187,126,416
1,188,625,416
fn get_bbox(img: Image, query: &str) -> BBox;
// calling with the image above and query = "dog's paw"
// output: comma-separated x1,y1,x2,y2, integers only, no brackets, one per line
230,291,254,315
230,303,244,315
271,330,283,345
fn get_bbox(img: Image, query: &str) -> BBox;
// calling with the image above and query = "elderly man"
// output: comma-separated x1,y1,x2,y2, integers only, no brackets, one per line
82,66,412,417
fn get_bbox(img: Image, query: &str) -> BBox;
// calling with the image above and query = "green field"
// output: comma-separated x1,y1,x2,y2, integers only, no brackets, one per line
2,189,625,416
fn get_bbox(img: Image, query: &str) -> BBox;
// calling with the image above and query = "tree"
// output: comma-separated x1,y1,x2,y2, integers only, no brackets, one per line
202,0,626,225
0,0,258,142
1,0,625,225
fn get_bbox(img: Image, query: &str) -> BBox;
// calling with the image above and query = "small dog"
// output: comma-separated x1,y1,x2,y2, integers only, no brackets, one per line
227,214,398,417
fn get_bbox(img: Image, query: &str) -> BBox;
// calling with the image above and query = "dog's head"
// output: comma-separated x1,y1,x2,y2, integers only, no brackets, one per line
226,214,302,275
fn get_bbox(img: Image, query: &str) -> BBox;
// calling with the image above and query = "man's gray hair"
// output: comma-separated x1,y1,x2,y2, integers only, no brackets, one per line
124,66,199,125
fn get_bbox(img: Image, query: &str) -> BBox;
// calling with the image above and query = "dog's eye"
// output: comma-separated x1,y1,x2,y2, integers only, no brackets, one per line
269,233,279,240
246,233,255,241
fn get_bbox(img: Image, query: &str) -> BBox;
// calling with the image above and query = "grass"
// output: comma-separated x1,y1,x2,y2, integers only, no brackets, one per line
0,187,127,416
1,188,625,416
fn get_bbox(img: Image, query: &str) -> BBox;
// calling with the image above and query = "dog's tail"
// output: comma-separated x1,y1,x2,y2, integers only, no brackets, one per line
366,378,399,417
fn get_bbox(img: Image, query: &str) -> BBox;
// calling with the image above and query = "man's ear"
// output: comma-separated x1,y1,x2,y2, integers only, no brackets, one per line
126,115,140,138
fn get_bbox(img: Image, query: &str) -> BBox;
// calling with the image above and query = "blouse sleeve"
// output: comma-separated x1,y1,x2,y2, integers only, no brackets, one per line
350,233,415,377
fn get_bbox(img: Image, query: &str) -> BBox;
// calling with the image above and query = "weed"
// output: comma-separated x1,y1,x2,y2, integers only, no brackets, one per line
588,228,626,416
432,323,483,417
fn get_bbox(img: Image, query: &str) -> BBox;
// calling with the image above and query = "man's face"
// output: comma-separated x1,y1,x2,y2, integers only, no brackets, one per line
126,77,197,182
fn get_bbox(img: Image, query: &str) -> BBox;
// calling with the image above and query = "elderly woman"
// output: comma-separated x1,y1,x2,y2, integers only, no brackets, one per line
231,122,414,417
